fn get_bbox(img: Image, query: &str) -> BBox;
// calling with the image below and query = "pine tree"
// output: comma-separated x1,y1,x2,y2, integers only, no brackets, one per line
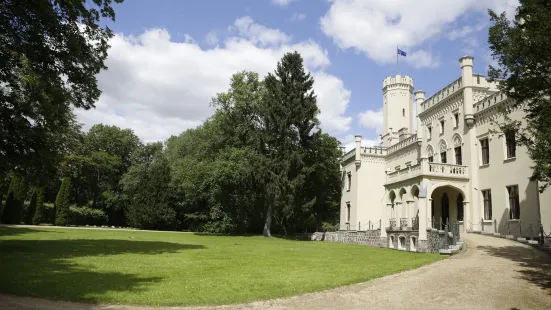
32,187,46,225
260,51,320,236
55,177,72,226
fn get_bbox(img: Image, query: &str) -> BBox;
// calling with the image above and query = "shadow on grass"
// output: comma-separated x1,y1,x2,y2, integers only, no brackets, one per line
0,239,205,303
478,245,551,294
0,226,62,237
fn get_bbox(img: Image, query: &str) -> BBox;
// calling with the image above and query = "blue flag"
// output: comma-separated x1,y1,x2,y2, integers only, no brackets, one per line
397,48,407,57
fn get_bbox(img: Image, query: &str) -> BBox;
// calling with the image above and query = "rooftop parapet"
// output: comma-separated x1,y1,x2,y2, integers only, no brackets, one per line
382,75,414,92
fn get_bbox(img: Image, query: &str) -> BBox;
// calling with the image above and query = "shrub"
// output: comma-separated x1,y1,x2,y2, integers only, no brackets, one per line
55,177,72,226
68,206,108,226
32,188,46,225
321,222,338,232
1,175,26,224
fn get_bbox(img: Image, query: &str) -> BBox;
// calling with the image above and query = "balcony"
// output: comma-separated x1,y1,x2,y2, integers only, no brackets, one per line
386,160,468,184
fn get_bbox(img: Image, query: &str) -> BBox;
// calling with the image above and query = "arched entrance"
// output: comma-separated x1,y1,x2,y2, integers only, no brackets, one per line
430,184,466,229
442,193,450,224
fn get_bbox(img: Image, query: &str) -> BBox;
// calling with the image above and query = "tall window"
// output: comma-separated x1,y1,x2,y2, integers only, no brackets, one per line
440,151,447,163
482,189,492,220
454,112,459,127
428,126,432,140
428,155,434,163
346,172,351,191
440,120,445,134
508,185,520,220
505,130,516,159
457,194,464,221
403,108,405,116
455,146,462,165
480,138,490,165
346,203,351,222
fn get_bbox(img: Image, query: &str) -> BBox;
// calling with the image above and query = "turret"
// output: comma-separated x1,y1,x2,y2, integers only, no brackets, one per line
382,75,414,147
414,90,425,137
355,135,361,168
460,56,475,127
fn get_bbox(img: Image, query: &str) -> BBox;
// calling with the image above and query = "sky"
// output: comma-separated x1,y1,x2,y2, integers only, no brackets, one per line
76,0,519,151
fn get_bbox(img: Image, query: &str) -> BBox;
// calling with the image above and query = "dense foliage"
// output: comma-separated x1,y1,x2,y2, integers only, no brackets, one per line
0,0,123,181
55,177,72,226
488,0,551,191
1,52,342,234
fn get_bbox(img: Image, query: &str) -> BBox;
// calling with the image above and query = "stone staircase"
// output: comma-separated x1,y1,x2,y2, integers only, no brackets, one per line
439,241,464,255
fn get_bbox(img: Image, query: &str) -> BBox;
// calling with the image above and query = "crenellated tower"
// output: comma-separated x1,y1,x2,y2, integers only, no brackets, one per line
382,75,414,147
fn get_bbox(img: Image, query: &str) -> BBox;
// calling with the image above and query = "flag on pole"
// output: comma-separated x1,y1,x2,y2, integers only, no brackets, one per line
397,48,407,57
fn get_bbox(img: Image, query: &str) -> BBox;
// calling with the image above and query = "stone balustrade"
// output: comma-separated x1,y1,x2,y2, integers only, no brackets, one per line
386,160,468,184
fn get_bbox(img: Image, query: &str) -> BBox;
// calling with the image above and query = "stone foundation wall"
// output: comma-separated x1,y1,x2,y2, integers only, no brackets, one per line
301,230,439,253
386,230,420,251
426,229,448,253
323,230,385,247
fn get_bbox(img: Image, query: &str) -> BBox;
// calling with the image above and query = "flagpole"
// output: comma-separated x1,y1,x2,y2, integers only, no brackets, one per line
396,46,399,76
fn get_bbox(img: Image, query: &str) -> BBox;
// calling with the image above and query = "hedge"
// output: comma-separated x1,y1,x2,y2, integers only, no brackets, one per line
68,206,108,226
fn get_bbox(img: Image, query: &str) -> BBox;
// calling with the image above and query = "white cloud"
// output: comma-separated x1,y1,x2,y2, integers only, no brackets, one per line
291,12,307,21
204,31,219,46
358,108,383,134
320,0,519,68
231,16,291,47
77,17,351,142
272,0,295,7
405,50,440,69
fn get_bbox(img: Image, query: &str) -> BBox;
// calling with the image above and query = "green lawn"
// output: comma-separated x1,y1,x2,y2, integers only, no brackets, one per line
0,226,441,306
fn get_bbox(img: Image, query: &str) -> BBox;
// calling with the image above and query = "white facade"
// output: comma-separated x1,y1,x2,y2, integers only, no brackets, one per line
340,55,551,243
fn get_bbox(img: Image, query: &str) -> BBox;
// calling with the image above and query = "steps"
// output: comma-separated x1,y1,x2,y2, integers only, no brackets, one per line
439,243,464,255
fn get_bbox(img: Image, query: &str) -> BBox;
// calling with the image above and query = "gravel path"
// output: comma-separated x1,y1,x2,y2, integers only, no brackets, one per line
1,233,550,310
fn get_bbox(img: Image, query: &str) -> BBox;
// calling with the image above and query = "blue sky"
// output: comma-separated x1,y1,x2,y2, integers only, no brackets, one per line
78,0,519,149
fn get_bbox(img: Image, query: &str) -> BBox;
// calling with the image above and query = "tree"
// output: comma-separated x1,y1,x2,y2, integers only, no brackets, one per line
487,0,551,191
55,177,72,226
0,0,123,177
259,51,320,236
121,143,176,230
32,187,46,225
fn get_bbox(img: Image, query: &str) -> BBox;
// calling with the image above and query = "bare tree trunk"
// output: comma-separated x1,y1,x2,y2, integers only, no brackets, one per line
263,203,272,237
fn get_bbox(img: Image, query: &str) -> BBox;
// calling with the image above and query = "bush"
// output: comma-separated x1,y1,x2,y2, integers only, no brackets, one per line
32,188,46,225
55,177,72,226
1,175,25,224
68,206,108,226
321,222,338,232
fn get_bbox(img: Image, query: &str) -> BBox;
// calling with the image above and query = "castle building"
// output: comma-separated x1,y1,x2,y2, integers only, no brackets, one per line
340,55,551,252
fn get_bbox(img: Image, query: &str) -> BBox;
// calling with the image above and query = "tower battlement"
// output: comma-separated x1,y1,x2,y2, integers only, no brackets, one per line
383,75,414,92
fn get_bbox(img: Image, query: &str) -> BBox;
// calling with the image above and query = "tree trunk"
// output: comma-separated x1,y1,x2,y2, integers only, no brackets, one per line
263,203,272,237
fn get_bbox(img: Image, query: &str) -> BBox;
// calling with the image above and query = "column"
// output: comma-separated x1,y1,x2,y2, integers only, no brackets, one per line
407,200,413,227
418,197,428,240
381,203,392,238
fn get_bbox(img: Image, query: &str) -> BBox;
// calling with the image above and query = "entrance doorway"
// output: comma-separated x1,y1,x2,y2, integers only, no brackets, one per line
442,193,449,225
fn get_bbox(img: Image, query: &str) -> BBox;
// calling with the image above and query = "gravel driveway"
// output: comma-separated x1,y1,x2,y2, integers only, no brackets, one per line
1,233,550,310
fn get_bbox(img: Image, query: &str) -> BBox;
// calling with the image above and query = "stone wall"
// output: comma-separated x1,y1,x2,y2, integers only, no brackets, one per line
426,229,448,253
322,230,385,247
302,230,440,253
386,230,420,252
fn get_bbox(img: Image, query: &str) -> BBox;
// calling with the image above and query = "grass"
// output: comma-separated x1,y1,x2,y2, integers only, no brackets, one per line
0,226,442,306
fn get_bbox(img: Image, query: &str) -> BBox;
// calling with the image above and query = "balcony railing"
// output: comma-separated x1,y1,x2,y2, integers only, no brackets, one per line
386,160,468,184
